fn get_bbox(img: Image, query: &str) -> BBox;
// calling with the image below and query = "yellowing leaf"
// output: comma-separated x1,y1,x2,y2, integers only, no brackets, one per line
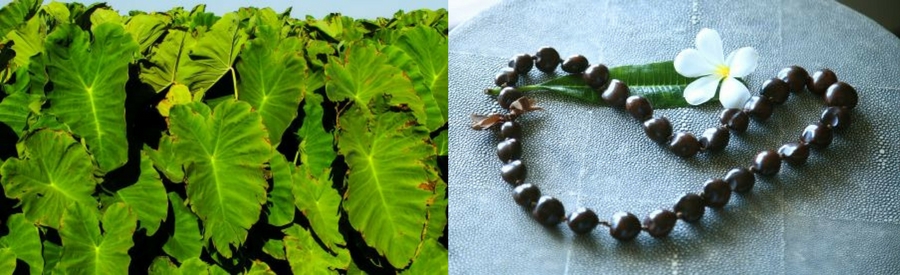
157,84,192,117
44,22,137,173
0,130,97,229
168,100,271,258
338,110,433,267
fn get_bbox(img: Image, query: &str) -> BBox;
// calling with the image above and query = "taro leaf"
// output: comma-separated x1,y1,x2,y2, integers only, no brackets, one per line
403,239,447,274
337,110,433,267
236,10,306,146
0,249,13,275
42,2,69,24
168,100,271,258
293,164,344,251
295,92,334,176
41,241,61,274
139,29,198,93
157,83,192,117
262,239,285,261
248,261,276,275
394,25,448,131
0,214,43,275
88,8,123,28
7,14,44,68
486,61,694,109
267,153,295,227
44,22,137,173
423,178,447,241
146,135,185,183
148,257,228,275
116,153,168,236
305,39,334,68
0,90,42,138
57,202,137,274
182,12,247,95
0,0,41,39
125,13,171,55
283,225,350,273
434,129,447,156
162,193,203,264
0,130,97,229
324,43,424,122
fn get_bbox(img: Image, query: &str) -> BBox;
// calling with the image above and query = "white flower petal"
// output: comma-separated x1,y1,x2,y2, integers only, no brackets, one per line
674,48,717,77
726,47,759,78
719,77,752,108
683,75,722,106
696,28,725,64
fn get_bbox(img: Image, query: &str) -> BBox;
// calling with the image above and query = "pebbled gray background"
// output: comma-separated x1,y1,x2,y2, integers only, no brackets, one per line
448,0,900,274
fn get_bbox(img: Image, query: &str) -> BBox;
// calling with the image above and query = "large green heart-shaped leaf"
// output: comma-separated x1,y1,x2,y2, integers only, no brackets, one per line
124,13,171,55
182,12,247,95
391,25,448,131
0,130,97,228
338,109,433,267
44,22,137,173
283,225,350,274
139,29,197,93
295,92,334,175
267,153,295,227
236,9,306,146
0,0,41,40
324,43,424,122
57,202,136,274
115,153,168,236
0,214,43,275
162,192,203,264
168,100,271,258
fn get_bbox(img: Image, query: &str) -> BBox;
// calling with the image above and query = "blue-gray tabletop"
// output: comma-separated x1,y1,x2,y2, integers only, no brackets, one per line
448,0,900,274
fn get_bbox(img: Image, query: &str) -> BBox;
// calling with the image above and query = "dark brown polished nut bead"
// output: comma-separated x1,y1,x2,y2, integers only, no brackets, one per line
497,87,524,110
760,78,791,104
508,53,534,74
609,212,641,241
532,196,565,226
700,179,731,208
778,142,810,165
642,117,673,144
601,79,629,108
719,108,750,132
534,47,561,73
699,126,730,151
501,160,527,185
743,96,775,121
751,150,781,176
583,64,610,89
625,96,653,121
724,167,755,193
668,132,701,158
494,68,518,87
674,193,705,222
821,106,851,130
800,123,834,149
561,55,590,74
777,65,810,93
643,210,677,238
809,69,838,95
513,183,541,208
567,207,599,234
497,139,522,163
500,121,523,140
825,82,859,110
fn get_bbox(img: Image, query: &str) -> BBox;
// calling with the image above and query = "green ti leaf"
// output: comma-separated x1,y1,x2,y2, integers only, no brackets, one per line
168,100,272,258
0,214,43,275
486,61,695,109
236,8,307,146
56,203,136,274
0,130,97,229
324,43,424,122
44,22,137,173
337,109,434,267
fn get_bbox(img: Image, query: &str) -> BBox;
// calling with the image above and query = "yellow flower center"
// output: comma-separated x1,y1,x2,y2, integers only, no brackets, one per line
714,65,730,78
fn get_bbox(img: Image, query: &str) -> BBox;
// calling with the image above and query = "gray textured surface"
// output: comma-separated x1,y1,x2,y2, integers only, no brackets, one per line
448,0,900,274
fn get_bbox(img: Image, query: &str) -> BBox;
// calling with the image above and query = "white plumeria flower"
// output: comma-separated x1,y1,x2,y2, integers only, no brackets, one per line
674,28,759,108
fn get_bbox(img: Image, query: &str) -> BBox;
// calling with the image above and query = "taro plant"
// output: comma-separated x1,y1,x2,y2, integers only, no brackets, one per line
0,0,448,273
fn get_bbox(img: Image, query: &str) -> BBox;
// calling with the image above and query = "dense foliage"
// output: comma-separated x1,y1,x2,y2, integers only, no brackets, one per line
0,0,448,273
